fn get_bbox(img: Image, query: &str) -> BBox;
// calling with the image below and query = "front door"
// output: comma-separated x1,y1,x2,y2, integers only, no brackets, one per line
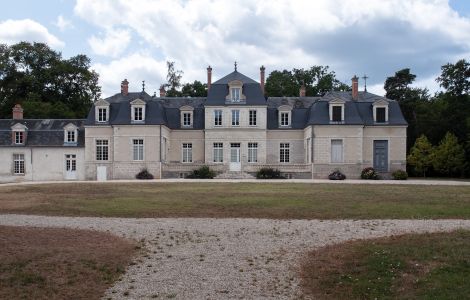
373,140,388,172
65,154,77,180
97,166,107,181
230,143,241,171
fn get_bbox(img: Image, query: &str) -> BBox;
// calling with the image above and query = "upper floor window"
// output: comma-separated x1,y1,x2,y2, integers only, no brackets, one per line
14,131,24,144
231,88,241,102
280,112,290,126
94,99,110,123
249,110,257,126
214,110,222,126
376,107,386,123
133,107,143,121
98,108,108,122
332,106,342,122
372,99,389,123
329,99,345,123
96,139,109,161
182,112,192,127
231,110,240,126
64,123,78,145
226,80,245,103
66,130,76,143
179,105,194,128
130,99,146,122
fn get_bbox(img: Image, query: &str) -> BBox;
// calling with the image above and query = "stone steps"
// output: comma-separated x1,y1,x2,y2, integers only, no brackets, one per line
215,171,256,179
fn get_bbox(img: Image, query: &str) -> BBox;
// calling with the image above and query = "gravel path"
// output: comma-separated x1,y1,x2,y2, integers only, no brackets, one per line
1,215,470,299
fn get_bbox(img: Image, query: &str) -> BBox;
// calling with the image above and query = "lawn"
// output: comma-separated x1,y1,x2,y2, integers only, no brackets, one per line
300,230,470,299
1,182,470,219
0,226,137,300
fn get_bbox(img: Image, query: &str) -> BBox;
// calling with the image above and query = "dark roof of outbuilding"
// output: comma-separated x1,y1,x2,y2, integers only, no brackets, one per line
212,70,259,84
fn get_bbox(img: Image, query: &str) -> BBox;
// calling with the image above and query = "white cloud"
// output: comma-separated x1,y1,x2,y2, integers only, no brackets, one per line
0,19,64,48
88,28,131,58
54,15,73,32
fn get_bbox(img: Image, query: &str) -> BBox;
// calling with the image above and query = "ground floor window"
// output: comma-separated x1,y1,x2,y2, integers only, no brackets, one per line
182,143,192,163
248,142,258,163
133,139,144,161
331,139,343,163
13,154,25,175
213,142,223,163
96,139,109,161
65,154,76,171
280,143,290,163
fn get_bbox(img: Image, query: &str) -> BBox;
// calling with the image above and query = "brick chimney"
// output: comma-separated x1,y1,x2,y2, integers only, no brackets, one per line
159,85,166,97
207,66,212,91
351,75,359,100
121,79,129,96
299,84,306,97
260,65,265,94
12,104,23,120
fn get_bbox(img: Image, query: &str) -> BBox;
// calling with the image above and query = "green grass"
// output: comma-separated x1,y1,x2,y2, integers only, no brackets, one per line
1,182,470,219
301,230,470,299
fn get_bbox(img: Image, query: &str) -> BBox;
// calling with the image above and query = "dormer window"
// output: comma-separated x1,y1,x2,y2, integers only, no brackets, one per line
332,106,342,122
329,99,345,123
133,107,143,121
11,123,27,145
280,112,289,126
180,105,194,128
14,131,24,144
231,88,241,102
94,99,110,123
64,123,78,145
183,112,192,127
131,99,146,123
226,80,246,103
98,108,108,122
67,130,76,143
278,105,292,127
373,99,389,123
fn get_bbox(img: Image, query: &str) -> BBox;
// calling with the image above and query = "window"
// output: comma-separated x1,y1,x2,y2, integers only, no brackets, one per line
182,143,192,163
331,139,343,163
376,107,386,123
96,139,109,161
249,110,257,126
213,142,223,163
65,154,76,172
231,110,240,126
133,139,144,161
231,88,241,102
133,107,143,121
332,106,342,122
280,112,289,126
14,131,24,144
66,130,76,143
182,112,192,127
13,154,25,175
98,108,108,122
248,143,258,163
214,110,222,126
280,143,290,163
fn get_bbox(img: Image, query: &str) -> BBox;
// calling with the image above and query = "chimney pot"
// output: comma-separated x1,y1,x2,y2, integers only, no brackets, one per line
299,84,306,97
351,75,359,100
207,66,212,91
159,85,166,97
121,79,129,96
260,65,266,95
12,104,23,120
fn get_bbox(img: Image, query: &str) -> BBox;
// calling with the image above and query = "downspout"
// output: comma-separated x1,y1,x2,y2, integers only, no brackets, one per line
159,125,162,179
30,147,33,181
311,126,314,179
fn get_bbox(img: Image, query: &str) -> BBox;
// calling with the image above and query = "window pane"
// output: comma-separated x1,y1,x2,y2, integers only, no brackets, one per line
214,110,222,126
280,143,290,162
248,142,258,163
376,107,386,123
232,110,239,126
332,106,342,122
331,140,343,163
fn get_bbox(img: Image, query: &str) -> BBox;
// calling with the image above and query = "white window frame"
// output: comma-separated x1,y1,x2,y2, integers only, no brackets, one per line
249,110,257,126
97,107,108,122
14,131,24,144
248,142,258,163
330,139,344,163
231,110,240,126
329,104,345,122
13,154,25,175
133,139,144,161
280,112,290,127
374,106,389,123
214,110,223,126
280,143,290,163
96,139,109,161
213,142,223,163
132,106,144,122
231,87,241,102
182,112,192,127
182,143,193,163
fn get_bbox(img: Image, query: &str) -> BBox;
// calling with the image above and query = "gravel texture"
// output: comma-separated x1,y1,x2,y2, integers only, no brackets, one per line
1,214,470,299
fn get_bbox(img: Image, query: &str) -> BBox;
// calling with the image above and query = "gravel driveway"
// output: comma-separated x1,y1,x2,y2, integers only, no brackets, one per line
1,214,470,299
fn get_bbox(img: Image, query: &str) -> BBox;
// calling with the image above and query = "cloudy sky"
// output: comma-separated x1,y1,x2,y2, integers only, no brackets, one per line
1,0,469,97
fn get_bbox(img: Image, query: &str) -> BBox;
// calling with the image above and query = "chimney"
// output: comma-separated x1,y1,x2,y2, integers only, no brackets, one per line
299,84,306,97
159,85,166,97
351,75,359,100
207,66,212,91
12,104,23,120
260,65,265,94
121,79,129,96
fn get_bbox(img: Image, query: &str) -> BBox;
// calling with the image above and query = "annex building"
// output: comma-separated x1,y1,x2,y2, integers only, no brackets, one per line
0,66,407,182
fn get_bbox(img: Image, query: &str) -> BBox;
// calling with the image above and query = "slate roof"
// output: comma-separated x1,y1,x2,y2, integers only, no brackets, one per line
0,119,85,147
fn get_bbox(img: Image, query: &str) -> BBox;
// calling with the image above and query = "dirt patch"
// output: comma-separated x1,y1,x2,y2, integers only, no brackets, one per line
0,225,137,300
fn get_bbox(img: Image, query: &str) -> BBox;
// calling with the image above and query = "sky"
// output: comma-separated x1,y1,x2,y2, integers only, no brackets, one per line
0,0,469,97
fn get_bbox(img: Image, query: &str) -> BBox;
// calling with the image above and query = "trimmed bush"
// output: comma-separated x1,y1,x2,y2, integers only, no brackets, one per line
361,167,379,180
187,165,216,179
392,169,408,180
256,168,285,179
136,168,154,180
328,170,346,180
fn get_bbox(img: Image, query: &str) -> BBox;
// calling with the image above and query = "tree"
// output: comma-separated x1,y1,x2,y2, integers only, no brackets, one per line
181,80,207,97
432,132,466,177
0,42,100,118
407,135,434,177
437,59,470,96
384,68,416,101
265,66,349,97
163,61,183,97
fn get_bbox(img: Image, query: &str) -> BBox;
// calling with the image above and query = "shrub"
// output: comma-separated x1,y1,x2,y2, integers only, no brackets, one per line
328,170,346,180
186,165,216,179
136,168,154,180
361,167,379,180
392,169,408,180
256,168,285,179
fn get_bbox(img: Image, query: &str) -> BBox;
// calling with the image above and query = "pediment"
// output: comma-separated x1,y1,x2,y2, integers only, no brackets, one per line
373,99,389,106
278,105,293,111
63,123,78,130
11,123,27,131
228,80,243,86
95,98,110,106
328,98,346,104
130,98,146,105
179,105,194,111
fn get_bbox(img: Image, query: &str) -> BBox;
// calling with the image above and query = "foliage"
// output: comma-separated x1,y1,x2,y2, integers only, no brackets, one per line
163,61,183,97
181,80,207,97
361,167,379,180
407,135,434,177
391,170,408,180
265,66,350,97
328,170,346,180
432,132,466,177
135,169,154,180
256,168,284,179
0,42,100,118
437,59,470,96
186,165,216,179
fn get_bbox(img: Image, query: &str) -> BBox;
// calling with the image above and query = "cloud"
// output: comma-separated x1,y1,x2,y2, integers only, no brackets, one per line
74,0,470,95
54,15,73,32
0,19,64,48
88,28,131,58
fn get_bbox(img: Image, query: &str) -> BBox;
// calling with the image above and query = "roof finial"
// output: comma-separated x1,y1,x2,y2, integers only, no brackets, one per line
234,61,237,72
142,80,145,92
362,74,368,92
